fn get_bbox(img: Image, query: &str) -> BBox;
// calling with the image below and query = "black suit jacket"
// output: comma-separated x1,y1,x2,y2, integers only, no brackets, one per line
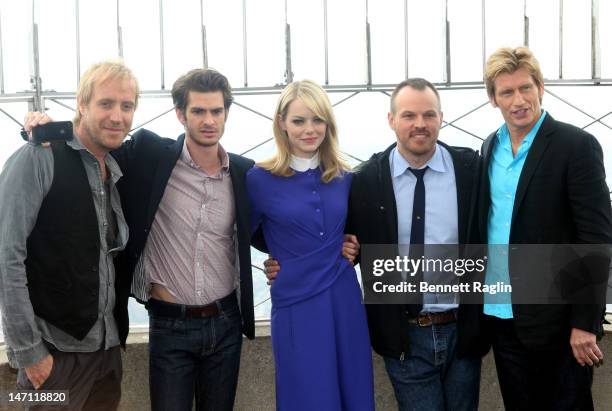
112,129,255,340
347,141,486,359
478,113,612,349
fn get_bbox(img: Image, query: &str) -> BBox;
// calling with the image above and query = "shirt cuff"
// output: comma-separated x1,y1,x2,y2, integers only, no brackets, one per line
7,339,50,369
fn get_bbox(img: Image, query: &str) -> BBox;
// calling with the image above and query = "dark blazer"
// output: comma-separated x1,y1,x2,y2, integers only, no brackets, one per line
112,129,256,340
347,141,485,359
478,113,612,349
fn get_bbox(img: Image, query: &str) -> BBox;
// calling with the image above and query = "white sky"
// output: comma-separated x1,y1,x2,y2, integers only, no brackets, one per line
0,0,610,320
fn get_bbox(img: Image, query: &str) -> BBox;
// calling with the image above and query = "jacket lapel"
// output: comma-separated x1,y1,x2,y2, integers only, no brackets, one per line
228,154,248,234
146,135,184,225
479,132,497,242
446,145,471,244
510,115,554,227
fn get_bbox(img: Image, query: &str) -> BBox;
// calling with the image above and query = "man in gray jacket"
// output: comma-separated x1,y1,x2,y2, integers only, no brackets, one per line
0,60,138,410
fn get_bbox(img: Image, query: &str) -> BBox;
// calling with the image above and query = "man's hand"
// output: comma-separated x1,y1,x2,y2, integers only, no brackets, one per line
24,354,53,389
342,234,360,264
263,256,280,285
570,328,603,366
23,112,53,138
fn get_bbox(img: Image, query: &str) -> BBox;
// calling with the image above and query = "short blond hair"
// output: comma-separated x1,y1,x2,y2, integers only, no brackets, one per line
258,80,350,183
484,47,544,100
74,60,139,126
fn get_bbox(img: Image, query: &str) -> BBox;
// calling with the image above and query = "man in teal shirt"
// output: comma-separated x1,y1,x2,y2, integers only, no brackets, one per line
483,108,546,318
479,47,612,410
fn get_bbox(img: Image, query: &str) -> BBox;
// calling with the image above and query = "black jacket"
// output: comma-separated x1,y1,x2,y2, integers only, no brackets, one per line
347,141,486,359
112,129,256,340
478,114,612,349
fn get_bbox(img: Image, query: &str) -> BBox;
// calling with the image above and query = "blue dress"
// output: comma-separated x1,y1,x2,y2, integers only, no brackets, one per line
247,166,375,411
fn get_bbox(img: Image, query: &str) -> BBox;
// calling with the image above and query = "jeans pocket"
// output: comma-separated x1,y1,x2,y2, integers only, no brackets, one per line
216,307,242,346
149,316,183,335
219,306,241,329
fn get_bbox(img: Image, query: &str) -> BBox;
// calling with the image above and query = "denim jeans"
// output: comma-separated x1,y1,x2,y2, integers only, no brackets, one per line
148,296,243,411
383,321,481,411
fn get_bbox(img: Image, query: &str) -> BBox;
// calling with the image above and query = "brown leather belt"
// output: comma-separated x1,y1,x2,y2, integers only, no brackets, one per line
184,304,219,318
407,309,457,327
147,292,237,319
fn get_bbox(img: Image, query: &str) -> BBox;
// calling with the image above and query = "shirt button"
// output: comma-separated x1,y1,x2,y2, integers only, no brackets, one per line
312,190,316,194
316,209,320,213
508,167,513,171
319,232,324,236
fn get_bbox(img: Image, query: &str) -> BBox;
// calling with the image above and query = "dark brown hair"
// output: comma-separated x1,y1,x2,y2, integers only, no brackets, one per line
171,68,233,112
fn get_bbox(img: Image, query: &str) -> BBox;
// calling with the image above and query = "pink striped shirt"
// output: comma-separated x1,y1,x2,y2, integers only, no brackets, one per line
144,142,238,305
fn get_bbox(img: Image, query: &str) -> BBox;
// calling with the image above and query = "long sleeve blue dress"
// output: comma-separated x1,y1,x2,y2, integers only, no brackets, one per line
247,165,375,411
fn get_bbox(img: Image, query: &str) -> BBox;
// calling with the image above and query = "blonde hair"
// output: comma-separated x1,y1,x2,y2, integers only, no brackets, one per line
74,60,140,126
258,80,350,183
484,47,544,101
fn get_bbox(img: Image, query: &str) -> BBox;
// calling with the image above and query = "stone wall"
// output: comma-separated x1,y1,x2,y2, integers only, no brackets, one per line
1,323,611,410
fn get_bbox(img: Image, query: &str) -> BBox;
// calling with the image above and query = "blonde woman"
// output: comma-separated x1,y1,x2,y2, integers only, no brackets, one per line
247,80,374,410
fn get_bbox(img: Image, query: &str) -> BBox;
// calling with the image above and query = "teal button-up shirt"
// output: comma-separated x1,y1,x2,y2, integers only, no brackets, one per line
484,111,547,318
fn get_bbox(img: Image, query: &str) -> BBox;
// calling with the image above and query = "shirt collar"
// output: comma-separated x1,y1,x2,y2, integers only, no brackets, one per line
68,133,85,151
181,140,230,172
290,152,320,172
70,133,123,182
391,143,447,178
496,110,547,147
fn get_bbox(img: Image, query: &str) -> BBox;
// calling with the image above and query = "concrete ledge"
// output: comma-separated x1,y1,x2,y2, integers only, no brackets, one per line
2,317,611,410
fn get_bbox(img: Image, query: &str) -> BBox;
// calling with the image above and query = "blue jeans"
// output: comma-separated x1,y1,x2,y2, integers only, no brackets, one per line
383,321,481,411
148,295,243,411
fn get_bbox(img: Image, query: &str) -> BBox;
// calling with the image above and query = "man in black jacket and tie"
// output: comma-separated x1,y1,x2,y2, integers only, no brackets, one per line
346,78,484,411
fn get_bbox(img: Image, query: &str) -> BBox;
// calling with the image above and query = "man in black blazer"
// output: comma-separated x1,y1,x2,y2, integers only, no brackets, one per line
345,78,485,411
479,47,612,410
111,69,255,411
